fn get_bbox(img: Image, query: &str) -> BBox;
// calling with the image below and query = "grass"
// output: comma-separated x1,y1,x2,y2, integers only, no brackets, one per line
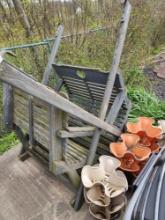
128,87,165,122
0,132,19,155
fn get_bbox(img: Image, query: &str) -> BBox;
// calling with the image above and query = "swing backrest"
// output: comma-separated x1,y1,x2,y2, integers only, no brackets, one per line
53,63,130,130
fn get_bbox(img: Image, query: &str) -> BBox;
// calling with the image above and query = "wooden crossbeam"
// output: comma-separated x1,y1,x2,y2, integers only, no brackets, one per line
58,130,94,138
0,61,121,136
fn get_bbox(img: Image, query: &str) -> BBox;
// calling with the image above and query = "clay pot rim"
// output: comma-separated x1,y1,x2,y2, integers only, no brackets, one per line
138,116,155,124
110,143,151,161
109,142,127,158
120,132,140,150
132,145,151,161
121,133,140,138
145,126,163,139
127,118,162,139
120,164,140,172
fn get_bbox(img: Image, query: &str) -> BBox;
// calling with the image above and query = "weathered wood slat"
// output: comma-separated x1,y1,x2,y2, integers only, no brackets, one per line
62,76,85,83
14,106,49,129
66,126,95,132
63,80,87,89
14,92,49,112
0,61,120,136
14,111,49,135
68,87,90,96
58,130,94,138
14,115,49,148
13,87,115,153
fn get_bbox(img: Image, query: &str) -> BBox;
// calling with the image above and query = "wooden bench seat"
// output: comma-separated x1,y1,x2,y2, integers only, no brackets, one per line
11,63,131,175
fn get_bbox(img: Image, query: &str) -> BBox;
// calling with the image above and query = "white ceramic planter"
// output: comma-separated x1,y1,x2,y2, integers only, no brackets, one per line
99,155,121,173
81,165,105,188
85,183,111,207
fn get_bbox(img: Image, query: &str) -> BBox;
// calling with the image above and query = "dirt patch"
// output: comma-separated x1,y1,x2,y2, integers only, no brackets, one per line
143,53,165,101
143,66,165,100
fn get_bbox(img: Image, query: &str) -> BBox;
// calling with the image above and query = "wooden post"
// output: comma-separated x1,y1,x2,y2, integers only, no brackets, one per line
48,105,63,171
74,0,132,210
42,25,64,85
3,83,13,130
88,0,131,167
106,91,126,124
28,96,34,146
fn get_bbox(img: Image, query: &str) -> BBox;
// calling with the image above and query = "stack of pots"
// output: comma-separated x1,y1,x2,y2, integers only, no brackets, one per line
81,156,128,219
110,117,163,173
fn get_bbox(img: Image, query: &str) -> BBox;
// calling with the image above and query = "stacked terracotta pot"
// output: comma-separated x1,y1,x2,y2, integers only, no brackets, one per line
110,117,163,173
81,156,128,220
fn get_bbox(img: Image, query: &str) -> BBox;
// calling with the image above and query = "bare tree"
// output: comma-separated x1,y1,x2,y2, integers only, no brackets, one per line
12,0,33,37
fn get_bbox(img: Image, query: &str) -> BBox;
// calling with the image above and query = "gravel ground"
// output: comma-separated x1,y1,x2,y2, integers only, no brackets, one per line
143,66,165,101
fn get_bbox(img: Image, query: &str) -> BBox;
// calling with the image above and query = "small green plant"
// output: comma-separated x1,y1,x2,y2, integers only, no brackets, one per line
124,67,150,89
128,88,165,122
0,132,18,155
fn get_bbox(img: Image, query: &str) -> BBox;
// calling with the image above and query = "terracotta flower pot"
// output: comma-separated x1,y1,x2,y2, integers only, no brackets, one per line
81,165,105,188
149,143,160,153
127,117,162,140
99,155,121,174
86,183,111,207
121,133,140,148
131,146,151,161
139,134,151,147
120,152,140,172
110,142,127,158
127,117,155,134
146,125,162,139
139,117,155,126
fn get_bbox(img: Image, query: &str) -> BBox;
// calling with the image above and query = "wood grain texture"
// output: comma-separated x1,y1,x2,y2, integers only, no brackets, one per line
3,83,13,130
0,61,120,136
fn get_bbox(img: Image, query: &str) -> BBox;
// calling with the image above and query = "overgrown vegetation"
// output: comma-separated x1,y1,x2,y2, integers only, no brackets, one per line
128,88,165,122
0,0,164,154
